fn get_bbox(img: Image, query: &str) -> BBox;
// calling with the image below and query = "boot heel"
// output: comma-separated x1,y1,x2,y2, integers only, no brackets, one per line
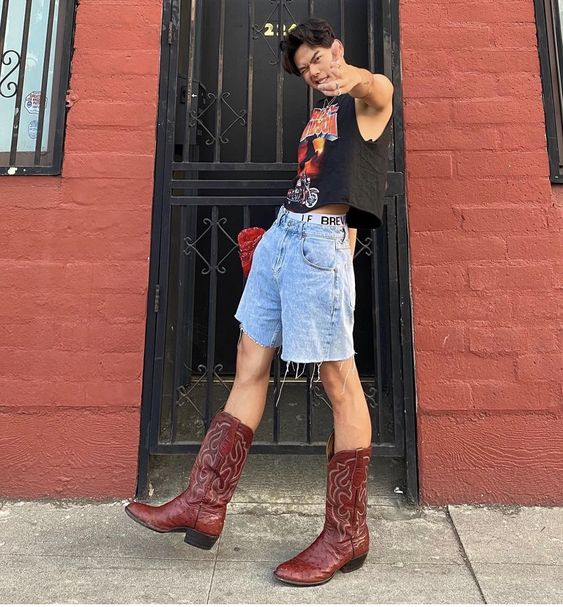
341,553,367,573
184,528,219,550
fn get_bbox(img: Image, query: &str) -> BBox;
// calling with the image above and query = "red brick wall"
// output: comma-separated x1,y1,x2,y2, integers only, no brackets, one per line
401,0,563,504
1,0,561,504
0,0,162,498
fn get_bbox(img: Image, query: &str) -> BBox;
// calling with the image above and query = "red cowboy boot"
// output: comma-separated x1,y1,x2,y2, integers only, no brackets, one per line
125,409,253,550
274,431,372,585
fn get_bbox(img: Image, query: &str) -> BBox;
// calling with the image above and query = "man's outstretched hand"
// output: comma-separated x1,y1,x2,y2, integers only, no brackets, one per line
317,41,362,96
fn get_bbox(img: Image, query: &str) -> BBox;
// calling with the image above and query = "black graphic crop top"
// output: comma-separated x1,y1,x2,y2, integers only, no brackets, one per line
284,93,392,229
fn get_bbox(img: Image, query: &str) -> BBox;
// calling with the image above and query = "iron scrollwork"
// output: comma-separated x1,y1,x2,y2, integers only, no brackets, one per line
311,378,378,411
0,50,21,98
188,81,247,146
183,216,239,275
354,236,373,259
176,363,233,427
252,0,298,64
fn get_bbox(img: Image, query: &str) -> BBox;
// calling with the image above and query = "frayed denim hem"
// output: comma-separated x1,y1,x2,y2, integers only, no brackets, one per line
237,323,280,350
274,354,356,409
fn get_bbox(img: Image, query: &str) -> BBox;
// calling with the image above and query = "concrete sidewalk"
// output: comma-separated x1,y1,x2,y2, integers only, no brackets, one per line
1,455,562,603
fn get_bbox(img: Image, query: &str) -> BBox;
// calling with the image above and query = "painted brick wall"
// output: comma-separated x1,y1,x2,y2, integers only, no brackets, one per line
0,0,162,498
1,0,561,505
401,0,563,504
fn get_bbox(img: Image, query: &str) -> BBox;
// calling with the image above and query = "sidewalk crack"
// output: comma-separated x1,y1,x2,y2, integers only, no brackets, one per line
446,507,488,604
206,534,221,604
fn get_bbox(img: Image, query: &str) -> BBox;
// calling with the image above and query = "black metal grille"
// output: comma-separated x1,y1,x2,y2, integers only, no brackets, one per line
140,0,414,484
0,0,74,175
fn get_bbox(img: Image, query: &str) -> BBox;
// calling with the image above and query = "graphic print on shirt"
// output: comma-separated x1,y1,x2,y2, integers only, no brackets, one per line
287,103,339,208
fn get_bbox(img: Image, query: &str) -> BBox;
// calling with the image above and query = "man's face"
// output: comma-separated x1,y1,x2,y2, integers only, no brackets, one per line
294,42,340,93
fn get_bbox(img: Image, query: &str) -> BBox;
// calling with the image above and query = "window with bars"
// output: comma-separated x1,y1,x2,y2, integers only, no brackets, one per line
0,0,75,175
536,0,563,181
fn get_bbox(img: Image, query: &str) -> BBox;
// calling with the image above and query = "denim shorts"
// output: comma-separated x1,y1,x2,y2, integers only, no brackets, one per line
234,207,356,369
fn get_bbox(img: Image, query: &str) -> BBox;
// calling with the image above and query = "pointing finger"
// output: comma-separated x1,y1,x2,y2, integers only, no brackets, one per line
331,40,340,62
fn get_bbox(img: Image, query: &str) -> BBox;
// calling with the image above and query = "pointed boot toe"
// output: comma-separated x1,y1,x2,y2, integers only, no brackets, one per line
124,502,171,533
274,562,301,585
274,558,332,586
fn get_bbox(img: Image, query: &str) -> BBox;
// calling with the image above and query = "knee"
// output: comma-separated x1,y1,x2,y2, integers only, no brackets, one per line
236,332,272,383
320,359,356,407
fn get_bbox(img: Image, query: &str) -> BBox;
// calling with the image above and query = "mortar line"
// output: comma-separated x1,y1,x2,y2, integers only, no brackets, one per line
446,507,488,604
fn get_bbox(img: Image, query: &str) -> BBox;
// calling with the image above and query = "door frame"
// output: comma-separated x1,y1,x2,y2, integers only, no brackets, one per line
135,0,418,502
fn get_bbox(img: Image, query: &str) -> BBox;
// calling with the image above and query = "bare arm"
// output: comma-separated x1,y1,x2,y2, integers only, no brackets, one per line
349,71,394,111
319,42,394,112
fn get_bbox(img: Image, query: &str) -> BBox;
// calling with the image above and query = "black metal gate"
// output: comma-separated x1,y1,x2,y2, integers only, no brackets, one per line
138,0,417,500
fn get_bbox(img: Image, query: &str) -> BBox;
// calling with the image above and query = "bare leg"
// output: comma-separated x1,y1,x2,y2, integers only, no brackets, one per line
223,331,277,431
320,357,371,451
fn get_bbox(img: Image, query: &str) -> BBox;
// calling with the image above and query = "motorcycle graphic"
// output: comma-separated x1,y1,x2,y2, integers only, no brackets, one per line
287,173,319,208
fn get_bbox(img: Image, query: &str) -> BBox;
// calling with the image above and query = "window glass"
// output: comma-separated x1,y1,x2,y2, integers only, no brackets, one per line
0,0,70,174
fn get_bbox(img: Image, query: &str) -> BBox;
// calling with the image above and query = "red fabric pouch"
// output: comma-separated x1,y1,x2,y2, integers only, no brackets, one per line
237,227,266,278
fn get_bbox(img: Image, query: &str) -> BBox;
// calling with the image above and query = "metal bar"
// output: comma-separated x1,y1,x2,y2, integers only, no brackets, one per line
306,364,312,444
340,0,345,45
551,0,563,110
534,0,563,179
151,441,401,456
0,0,10,72
136,0,177,498
276,0,284,161
367,0,375,73
171,179,291,188
307,0,314,117
204,206,220,427
0,164,60,175
172,161,297,170
245,0,255,161
9,0,33,166
171,196,288,205
0,168,397,181
397,193,418,500
183,0,199,155
183,207,198,388
214,0,225,161
387,198,405,453
387,0,417,499
171,192,404,206
381,0,392,77
170,207,189,443
371,228,382,444
148,0,182,456
50,0,75,175
171,164,404,193
34,0,56,165
272,355,281,443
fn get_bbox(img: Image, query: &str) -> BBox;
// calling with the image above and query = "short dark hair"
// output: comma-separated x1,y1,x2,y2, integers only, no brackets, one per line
280,18,336,76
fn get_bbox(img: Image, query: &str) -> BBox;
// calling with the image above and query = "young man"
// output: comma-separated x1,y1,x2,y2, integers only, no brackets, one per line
125,17,393,587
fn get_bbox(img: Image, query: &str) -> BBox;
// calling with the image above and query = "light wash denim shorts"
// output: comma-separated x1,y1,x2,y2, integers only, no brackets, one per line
234,206,356,370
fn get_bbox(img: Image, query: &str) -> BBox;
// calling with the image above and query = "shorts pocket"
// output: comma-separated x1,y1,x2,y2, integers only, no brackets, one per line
301,235,337,271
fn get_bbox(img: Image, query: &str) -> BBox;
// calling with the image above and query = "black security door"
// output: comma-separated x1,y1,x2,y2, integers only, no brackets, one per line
139,0,417,501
